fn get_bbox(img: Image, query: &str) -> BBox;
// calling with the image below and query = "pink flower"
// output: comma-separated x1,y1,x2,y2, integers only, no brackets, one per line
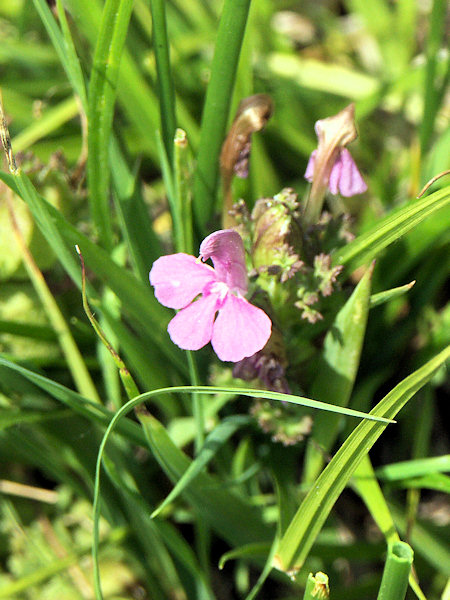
305,147,367,197
149,230,272,362
303,104,367,210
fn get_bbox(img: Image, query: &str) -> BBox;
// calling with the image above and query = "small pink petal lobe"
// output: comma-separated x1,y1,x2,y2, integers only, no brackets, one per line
329,148,367,197
211,294,272,362
304,150,317,183
150,253,215,309
167,293,220,350
200,230,248,293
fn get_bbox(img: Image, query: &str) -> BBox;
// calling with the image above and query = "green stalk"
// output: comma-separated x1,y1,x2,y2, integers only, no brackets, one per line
150,0,177,164
377,542,413,600
174,128,193,253
193,0,252,230
87,0,134,249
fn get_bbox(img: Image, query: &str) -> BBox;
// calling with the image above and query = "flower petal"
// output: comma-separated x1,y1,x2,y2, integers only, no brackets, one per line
200,230,248,294
150,253,215,309
304,150,317,183
167,293,220,351
331,148,367,197
211,294,272,362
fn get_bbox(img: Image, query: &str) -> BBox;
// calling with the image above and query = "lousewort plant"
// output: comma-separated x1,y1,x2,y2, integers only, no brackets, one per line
0,2,448,600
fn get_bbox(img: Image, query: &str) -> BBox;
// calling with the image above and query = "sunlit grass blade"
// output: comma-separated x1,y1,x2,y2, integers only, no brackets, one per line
193,0,252,229
273,345,450,574
334,185,450,269
87,0,133,249
376,455,450,480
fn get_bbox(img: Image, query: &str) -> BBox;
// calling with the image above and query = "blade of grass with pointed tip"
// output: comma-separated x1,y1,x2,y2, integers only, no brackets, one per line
273,345,450,574
303,264,374,483
87,0,134,249
333,185,450,269
370,281,415,307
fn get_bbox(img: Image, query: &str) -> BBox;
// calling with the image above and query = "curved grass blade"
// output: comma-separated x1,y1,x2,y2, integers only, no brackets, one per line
333,185,450,269
87,0,134,248
273,345,450,574
91,384,394,597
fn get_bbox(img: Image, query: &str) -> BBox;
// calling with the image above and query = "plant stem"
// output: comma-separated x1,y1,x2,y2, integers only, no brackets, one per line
377,542,414,600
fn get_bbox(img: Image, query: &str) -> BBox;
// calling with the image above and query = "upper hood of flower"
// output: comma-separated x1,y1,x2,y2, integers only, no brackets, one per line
199,229,248,294
314,103,358,150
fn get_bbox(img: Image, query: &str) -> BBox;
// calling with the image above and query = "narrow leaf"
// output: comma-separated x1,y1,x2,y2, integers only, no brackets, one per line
303,264,374,482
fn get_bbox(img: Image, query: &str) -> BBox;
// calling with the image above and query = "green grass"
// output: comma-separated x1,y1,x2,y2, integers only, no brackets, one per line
0,0,448,599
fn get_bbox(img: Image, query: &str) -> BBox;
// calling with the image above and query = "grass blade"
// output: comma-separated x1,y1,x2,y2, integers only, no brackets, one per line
193,0,252,229
32,0,87,108
87,0,134,248
151,415,252,518
303,263,374,482
333,185,450,269
150,0,176,163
